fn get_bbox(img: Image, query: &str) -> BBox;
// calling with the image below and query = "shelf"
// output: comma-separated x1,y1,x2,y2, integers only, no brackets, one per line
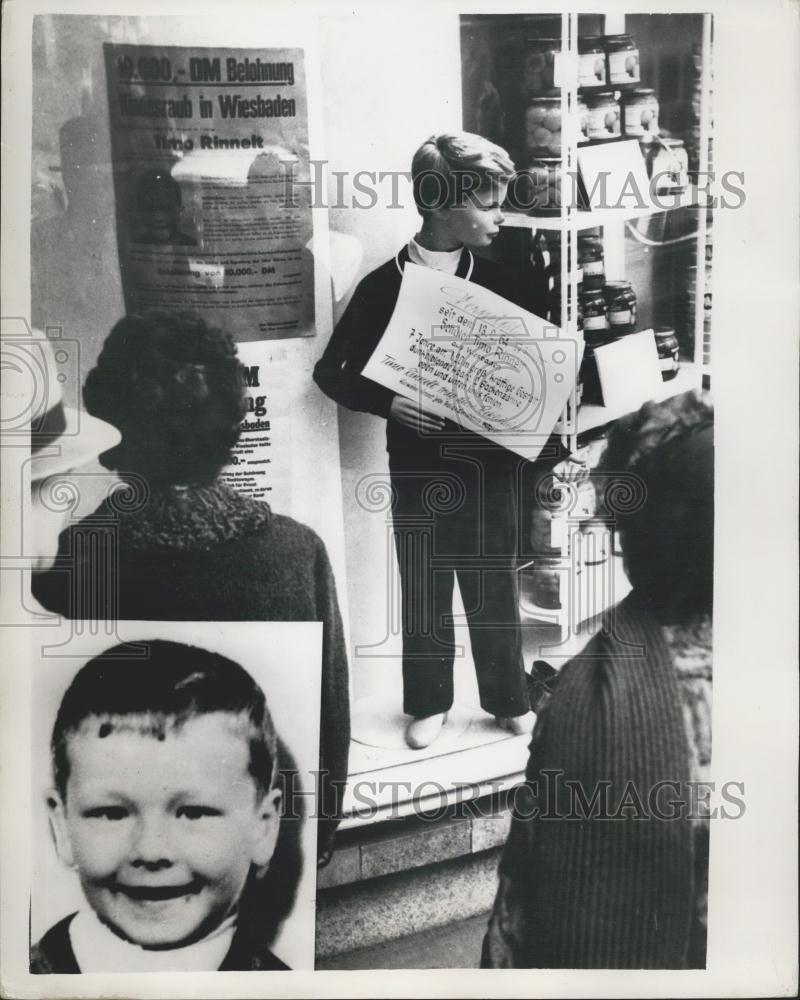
519,549,631,630
341,702,531,829
576,361,702,435
502,187,700,232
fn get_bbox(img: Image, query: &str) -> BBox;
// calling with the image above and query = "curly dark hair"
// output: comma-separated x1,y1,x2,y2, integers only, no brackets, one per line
598,389,714,623
83,312,246,485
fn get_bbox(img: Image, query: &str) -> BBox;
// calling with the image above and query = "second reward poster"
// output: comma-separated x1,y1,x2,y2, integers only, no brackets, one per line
103,44,314,340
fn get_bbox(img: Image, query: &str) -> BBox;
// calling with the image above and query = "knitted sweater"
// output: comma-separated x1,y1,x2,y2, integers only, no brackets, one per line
483,592,697,969
32,481,349,856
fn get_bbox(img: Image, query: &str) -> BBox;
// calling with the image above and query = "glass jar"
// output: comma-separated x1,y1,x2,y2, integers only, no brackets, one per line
584,92,621,142
654,326,680,380
529,559,562,610
603,280,637,335
649,137,689,193
578,36,607,87
580,288,609,334
622,88,660,142
603,33,640,85
577,234,605,291
514,158,561,215
523,95,562,158
522,38,562,97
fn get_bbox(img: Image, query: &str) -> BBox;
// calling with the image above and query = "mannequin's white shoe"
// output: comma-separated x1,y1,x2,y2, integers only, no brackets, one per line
405,712,447,749
495,711,537,736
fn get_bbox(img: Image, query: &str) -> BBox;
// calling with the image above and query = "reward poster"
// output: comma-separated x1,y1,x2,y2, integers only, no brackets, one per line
219,339,293,510
104,45,314,340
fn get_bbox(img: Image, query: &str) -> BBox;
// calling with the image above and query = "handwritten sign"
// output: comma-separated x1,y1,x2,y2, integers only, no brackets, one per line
362,264,581,460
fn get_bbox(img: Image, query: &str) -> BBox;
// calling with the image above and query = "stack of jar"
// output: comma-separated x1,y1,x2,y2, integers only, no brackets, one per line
519,32,641,99
517,88,563,214
578,263,640,404
575,33,667,169
523,470,602,613
578,87,663,149
518,30,672,212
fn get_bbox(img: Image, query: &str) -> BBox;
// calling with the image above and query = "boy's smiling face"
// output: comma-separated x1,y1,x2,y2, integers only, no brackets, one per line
47,712,280,949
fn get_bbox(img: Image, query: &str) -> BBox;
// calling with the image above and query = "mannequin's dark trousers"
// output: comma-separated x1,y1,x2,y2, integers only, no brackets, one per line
389,443,532,720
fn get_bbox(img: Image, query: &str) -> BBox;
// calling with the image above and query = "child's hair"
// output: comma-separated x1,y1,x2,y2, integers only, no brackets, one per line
52,640,277,799
411,132,515,215
598,389,714,623
83,311,246,485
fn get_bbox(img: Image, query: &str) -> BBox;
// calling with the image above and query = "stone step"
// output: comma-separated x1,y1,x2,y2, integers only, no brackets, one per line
316,790,512,960
319,791,513,890
316,910,491,969
316,846,501,960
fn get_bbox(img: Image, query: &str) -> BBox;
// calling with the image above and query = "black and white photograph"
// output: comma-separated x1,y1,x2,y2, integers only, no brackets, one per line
1,0,797,998
30,621,322,972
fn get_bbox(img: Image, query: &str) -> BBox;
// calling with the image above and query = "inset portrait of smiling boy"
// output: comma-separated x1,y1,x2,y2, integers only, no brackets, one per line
32,640,297,972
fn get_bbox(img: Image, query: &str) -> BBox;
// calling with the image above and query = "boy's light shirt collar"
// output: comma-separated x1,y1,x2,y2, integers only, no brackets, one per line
69,907,237,972
407,236,463,274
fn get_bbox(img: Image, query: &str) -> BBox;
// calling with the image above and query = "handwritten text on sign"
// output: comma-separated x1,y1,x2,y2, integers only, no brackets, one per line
362,264,581,460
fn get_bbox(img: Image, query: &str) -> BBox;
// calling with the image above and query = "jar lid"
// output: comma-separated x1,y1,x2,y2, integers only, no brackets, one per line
578,35,604,53
662,137,685,148
604,280,633,291
580,288,605,300
603,33,634,42
654,325,676,337
527,95,561,106
584,91,618,104
627,87,655,96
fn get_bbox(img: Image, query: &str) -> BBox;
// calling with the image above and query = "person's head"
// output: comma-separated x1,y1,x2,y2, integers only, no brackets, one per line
133,169,183,244
1,331,121,571
83,312,246,486
411,133,514,249
46,641,281,949
598,389,714,622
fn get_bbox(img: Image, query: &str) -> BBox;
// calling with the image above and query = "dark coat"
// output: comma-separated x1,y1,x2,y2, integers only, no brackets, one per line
32,481,349,858
30,914,289,973
484,592,697,969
